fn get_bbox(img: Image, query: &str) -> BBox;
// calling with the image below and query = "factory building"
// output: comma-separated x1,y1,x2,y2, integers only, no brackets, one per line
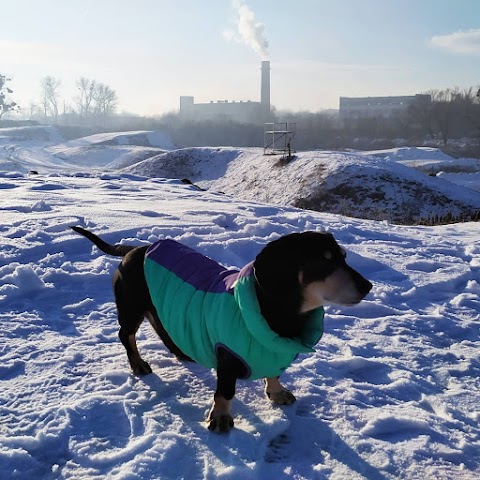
339,94,431,121
179,61,271,123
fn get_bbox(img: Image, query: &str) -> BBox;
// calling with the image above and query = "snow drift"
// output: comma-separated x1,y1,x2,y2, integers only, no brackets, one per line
125,147,480,224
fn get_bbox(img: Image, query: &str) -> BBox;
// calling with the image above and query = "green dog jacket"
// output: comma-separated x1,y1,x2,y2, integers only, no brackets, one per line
144,239,324,379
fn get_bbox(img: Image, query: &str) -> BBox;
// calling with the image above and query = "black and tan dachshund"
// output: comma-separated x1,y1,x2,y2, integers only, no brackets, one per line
71,226,372,433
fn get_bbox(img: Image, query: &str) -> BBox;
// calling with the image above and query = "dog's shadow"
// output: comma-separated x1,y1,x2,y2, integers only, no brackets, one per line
134,364,388,479
271,398,390,480
132,365,265,473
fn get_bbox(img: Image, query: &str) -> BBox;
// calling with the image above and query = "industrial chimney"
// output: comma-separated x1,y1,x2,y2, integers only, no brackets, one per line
261,60,270,117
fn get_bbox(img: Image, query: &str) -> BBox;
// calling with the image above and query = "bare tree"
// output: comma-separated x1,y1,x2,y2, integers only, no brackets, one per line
428,88,460,146
74,77,117,124
474,86,480,148
407,93,434,139
92,82,117,120
28,102,43,120
0,74,19,118
74,77,96,118
40,76,61,121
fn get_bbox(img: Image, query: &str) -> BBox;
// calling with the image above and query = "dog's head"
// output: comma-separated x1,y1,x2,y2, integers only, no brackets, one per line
254,231,372,312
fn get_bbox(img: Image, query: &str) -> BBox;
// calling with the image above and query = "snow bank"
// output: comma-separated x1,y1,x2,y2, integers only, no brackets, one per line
60,130,175,149
0,125,63,145
365,146,455,163
437,171,480,192
126,147,480,224
47,131,175,168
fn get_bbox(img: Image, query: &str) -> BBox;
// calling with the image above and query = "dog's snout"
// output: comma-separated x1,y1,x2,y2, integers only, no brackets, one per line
359,277,373,296
350,266,372,298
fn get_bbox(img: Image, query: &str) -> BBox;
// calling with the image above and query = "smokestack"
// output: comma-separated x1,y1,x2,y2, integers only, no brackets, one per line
261,60,270,116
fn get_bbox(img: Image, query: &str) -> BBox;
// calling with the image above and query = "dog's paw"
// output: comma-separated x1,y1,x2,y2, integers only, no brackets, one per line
266,389,296,405
207,414,234,433
131,359,152,375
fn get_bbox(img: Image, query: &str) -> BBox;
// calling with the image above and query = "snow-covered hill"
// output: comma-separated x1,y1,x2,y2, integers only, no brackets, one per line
366,147,480,193
47,130,176,168
0,127,479,479
0,124,64,145
0,128,176,172
125,147,480,224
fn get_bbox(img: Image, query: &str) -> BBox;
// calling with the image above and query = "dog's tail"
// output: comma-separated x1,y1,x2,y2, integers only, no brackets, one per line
70,226,136,257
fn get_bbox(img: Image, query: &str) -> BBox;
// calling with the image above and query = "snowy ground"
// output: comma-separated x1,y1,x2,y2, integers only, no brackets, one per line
1,127,479,479
365,147,480,193
1,165,479,479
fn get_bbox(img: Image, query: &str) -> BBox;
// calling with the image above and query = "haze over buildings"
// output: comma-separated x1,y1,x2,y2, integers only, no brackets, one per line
1,0,480,117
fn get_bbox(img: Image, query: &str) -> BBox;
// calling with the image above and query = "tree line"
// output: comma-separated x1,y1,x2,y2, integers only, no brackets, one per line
122,86,480,156
274,86,480,152
1,72,479,155
109,85,480,154
27,76,117,126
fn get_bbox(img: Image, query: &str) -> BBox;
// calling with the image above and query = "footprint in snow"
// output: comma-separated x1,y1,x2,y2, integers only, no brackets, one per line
0,360,25,380
361,416,432,442
0,182,17,189
264,433,290,463
329,356,392,385
68,398,136,463
29,183,67,191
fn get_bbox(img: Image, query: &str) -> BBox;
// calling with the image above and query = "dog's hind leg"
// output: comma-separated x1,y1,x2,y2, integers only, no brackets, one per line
118,315,152,375
145,311,193,362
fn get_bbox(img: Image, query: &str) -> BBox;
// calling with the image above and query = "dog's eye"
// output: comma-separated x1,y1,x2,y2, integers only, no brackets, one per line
323,249,346,261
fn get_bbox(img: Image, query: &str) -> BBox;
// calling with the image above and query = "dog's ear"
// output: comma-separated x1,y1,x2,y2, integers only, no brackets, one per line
254,234,304,296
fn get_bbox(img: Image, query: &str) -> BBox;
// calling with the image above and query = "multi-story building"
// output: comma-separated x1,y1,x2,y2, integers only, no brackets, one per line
339,94,431,121
179,61,271,123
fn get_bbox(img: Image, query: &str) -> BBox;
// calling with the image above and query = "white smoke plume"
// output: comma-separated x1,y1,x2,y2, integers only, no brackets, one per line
225,0,269,59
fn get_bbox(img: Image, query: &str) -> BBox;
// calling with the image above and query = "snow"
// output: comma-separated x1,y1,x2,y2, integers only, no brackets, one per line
436,171,480,192
54,131,176,149
125,147,480,223
45,131,176,169
2,126,479,222
0,126,479,479
364,146,456,163
0,128,176,172
366,147,480,193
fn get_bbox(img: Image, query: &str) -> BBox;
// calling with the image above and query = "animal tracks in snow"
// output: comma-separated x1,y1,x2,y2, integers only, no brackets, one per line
360,414,432,442
68,399,134,462
264,433,290,463
328,356,393,386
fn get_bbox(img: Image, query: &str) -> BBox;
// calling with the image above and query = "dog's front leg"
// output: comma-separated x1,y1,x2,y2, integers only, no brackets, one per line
265,377,296,405
207,391,234,433
207,348,241,433
207,374,236,433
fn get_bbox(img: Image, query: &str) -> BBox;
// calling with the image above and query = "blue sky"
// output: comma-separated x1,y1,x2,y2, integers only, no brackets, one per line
2,0,480,116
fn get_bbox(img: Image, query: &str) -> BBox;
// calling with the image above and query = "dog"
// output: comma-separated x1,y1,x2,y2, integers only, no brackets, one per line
71,226,372,433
